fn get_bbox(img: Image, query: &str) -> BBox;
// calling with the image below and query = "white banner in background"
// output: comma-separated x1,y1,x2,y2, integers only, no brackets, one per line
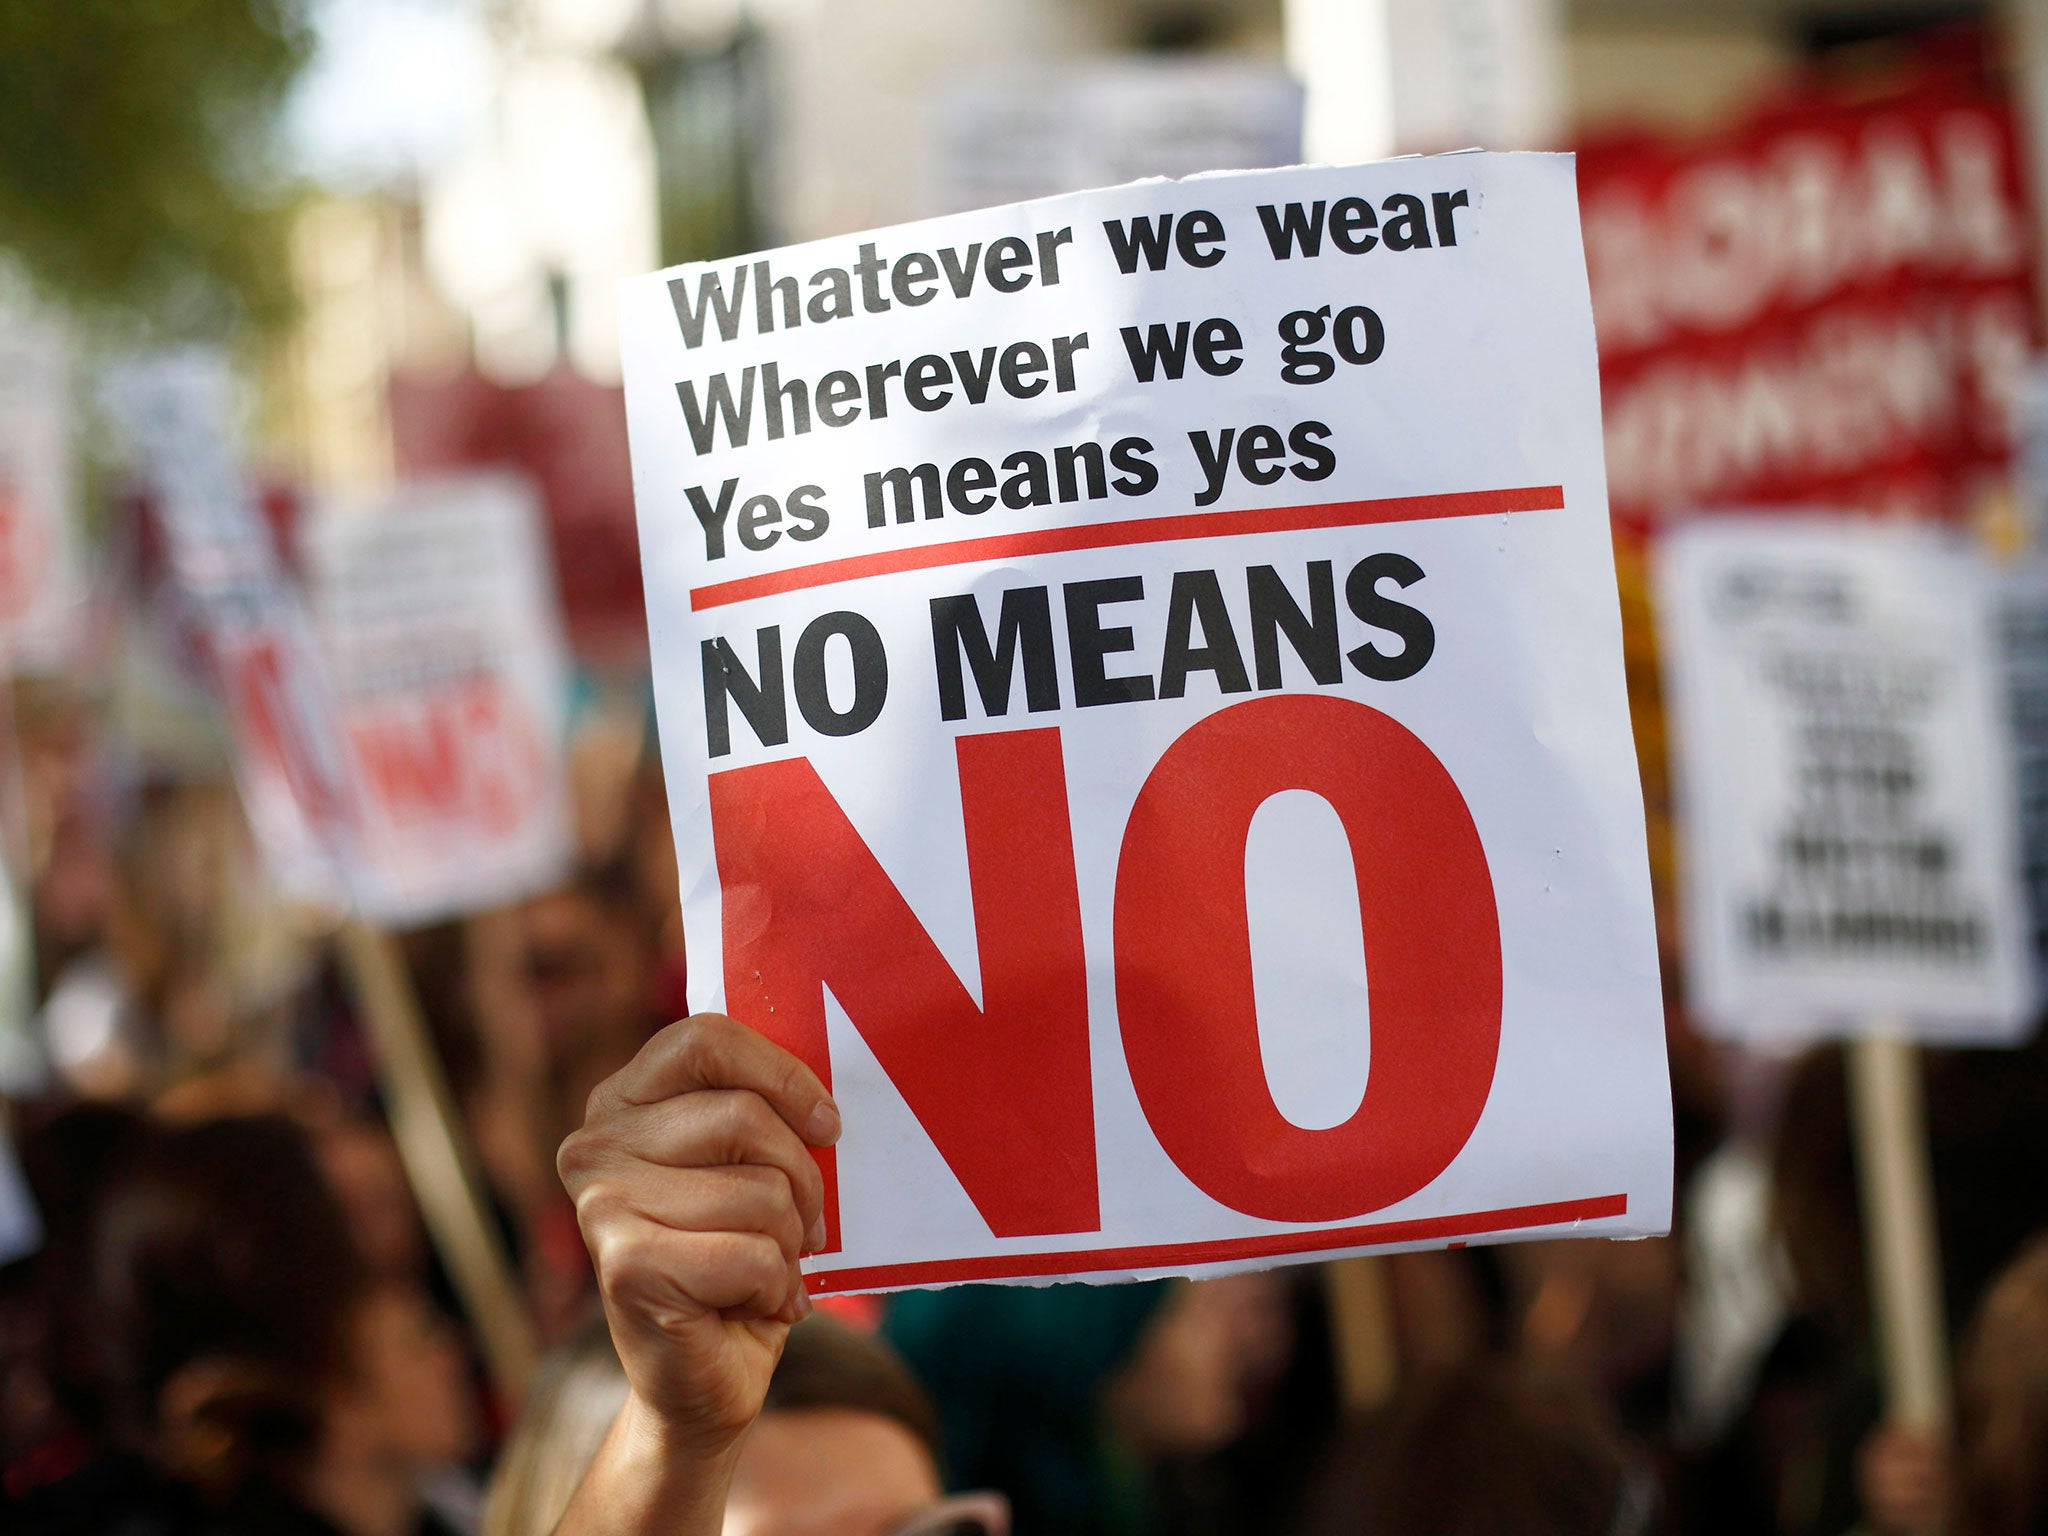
300,474,572,924
1657,518,2035,1043
0,316,83,669
621,152,1671,1293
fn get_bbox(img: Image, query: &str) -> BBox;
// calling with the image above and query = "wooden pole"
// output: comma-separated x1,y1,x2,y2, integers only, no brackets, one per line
1847,1032,1951,1430
337,918,539,1401
1324,1255,1399,1410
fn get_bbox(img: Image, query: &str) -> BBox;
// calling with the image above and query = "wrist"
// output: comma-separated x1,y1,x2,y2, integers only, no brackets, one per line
555,1391,743,1536
615,1387,750,1471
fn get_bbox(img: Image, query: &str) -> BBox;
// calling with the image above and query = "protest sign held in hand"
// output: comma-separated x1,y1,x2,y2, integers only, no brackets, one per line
620,152,1672,1294
300,473,573,925
1657,517,2036,1043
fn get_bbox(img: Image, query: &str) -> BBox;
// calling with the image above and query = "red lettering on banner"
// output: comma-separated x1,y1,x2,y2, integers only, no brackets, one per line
1579,91,2038,533
712,728,1095,1249
1114,694,1502,1222
0,481,45,625
348,677,545,835
228,635,349,828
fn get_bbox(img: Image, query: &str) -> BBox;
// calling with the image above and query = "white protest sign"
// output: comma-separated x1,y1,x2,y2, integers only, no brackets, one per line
620,152,1671,1293
299,474,573,924
103,353,357,908
1657,518,2034,1043
0,315,84,670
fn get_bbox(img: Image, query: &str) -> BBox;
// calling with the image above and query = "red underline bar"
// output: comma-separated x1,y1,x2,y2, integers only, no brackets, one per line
803,1191,1626,1296
690,483,1565,611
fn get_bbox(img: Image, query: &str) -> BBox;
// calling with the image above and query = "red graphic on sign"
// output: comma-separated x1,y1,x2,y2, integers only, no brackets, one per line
226,632,351,832
347,676,548,838
712,696,1503,1251
713,727,1095,1253
0,477,48,627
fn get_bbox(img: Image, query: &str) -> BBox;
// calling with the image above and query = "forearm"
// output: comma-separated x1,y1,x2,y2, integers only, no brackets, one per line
553,1392,741,1536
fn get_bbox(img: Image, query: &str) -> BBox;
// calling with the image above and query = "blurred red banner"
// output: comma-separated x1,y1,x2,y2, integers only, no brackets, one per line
390,368,646,663
1579,79,2039,537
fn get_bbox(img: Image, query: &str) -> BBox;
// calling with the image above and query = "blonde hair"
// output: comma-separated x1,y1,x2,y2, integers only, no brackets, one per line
482,1320,630,1536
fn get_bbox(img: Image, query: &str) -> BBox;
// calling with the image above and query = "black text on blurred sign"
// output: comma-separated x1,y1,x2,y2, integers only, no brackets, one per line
1657,518,2034,1042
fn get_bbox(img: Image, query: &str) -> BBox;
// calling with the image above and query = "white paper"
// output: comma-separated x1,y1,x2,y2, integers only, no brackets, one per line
1657,517,2035,1043
620,153,1671,1293
299,473,573,924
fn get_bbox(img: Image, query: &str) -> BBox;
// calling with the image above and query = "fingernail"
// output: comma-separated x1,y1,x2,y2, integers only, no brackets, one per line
806,1216,828,1253
807,1099,842,1146
794,1287,813,1321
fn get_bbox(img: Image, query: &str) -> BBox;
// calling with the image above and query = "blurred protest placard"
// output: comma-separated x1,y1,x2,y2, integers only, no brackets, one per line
1657,517,2034,1041
930,60,1301,216
619,152,1670,1293
106,360,574,927
105,361,550,1393
103,352,358,907
1581,83,2037,538
300,473,572,924
0,314,83,669
389,368,647,662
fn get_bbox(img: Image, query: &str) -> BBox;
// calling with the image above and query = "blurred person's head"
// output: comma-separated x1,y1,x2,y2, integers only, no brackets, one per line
1103,1273,1296,1458
307,1279,478,1503
1296,1359,1657,1536
485,1314,998,1536
313,1114,427,1282
482,1320,629,1536
1955,1235,2048,1536
38,1111,474,1530
516,865,659,1109
1771,1046,1865,1336
46,1113,363,1493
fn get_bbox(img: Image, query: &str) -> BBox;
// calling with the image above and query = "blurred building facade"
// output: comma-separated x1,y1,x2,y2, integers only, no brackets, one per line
275,0,1999,666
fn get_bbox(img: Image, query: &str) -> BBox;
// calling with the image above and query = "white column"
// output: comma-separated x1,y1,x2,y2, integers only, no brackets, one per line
1287,0,1564,163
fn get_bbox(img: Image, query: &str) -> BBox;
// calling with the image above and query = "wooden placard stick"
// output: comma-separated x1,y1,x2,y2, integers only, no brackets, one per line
338,917,539,1401
1848,1032,1951,1430
1324,1255,1398,1410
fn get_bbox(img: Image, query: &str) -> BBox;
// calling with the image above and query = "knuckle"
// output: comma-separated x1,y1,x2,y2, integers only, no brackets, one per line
722,1091,776,1158
556,1128,596,1185
676,1013,727,1064
590,1223,653,1293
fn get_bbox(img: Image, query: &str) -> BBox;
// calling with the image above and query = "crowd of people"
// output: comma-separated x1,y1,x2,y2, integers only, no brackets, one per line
2,665,2048,1536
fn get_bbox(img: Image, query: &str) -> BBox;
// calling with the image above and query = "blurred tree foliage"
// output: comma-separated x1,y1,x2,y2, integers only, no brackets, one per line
0,0,313,335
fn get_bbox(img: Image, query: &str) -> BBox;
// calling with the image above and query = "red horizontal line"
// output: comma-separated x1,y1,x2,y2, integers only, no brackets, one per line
804,1192,1627,1296
691,484,1564,611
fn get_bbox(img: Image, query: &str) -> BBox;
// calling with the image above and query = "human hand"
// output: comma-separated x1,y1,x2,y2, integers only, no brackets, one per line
1855,1422,1951,1536
557,1013,839,1456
